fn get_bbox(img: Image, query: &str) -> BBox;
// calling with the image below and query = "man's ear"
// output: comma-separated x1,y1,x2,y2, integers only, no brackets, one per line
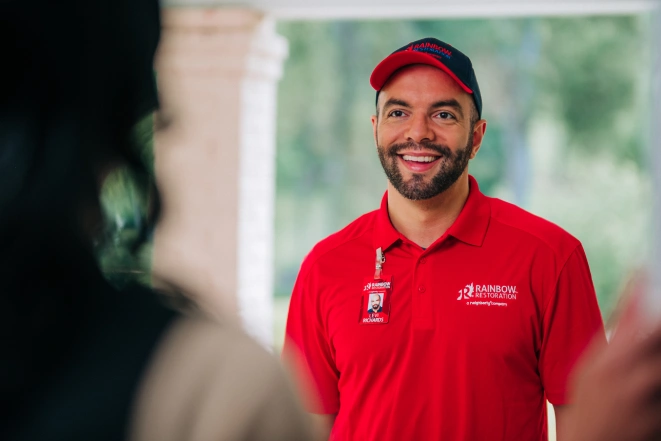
371,114,379,146
470,119,487,159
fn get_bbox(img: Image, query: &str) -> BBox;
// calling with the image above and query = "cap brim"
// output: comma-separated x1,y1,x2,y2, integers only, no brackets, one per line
370,51,473,94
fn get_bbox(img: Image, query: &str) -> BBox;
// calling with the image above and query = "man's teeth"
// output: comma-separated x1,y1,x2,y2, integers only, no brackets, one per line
402,155,437,163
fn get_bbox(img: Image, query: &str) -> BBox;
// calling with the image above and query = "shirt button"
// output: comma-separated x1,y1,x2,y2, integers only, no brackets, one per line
418,285,426,293
419,258,426,264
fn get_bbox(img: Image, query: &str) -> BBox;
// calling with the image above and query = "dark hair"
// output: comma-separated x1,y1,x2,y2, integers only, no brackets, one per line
0,0,163,427
0,0,161,247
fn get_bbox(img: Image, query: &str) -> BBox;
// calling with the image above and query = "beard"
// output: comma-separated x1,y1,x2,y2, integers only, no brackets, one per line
377,138,473,201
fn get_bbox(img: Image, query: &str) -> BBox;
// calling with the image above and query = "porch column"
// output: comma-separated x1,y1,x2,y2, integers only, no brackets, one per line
152,8,288,346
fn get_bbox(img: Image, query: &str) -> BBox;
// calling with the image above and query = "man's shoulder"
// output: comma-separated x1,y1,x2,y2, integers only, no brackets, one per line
300,209,378,272
487,196,580,254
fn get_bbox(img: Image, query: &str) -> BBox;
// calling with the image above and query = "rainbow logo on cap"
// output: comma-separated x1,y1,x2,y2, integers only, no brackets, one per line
406,42,453,60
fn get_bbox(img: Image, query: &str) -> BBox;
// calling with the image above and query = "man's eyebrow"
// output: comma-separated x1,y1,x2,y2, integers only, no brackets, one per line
382,98,411,111
431,99,465,118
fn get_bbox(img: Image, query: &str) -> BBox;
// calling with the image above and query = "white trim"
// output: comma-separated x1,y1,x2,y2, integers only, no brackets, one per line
236,18,289,348
271,2,657,20
163,1,658,20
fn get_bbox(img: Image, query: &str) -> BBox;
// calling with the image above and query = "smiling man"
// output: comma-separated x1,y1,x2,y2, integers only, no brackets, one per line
284,38,605,441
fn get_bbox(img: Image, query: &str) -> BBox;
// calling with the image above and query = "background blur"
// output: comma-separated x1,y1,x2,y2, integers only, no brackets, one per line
96,12,655,348
272,15,655,347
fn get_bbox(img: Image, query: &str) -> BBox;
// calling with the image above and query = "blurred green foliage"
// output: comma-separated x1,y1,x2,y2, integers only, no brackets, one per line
274,15,653,319
96,112,155,288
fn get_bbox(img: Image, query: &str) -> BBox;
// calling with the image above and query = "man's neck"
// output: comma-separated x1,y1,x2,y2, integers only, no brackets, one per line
387,173,471,249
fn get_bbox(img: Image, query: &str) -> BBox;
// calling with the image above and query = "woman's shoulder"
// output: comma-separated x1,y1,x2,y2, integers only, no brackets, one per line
129,315,317,441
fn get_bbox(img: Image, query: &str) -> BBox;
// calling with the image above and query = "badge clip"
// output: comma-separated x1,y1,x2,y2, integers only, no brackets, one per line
374,247,386,280
363,248,392,325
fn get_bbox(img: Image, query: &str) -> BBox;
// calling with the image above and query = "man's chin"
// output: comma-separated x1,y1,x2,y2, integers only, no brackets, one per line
396,185,439,201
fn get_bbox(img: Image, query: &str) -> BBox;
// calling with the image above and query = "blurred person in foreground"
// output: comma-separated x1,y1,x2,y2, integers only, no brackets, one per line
562,273,661,441
284,37,605,440
0,1,315,440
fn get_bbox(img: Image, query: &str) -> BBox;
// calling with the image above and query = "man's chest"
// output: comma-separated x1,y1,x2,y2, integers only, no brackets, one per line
318,243,543,377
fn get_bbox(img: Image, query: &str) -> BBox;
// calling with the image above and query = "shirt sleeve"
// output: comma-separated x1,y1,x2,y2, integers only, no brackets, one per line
539,244,606,405
283,260,340,415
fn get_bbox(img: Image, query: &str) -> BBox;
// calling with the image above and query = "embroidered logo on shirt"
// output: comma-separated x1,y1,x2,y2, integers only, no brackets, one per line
456,283,475,300
457,283,518,307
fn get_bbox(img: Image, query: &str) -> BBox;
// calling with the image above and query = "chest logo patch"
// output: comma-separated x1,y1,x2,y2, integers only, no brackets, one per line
457,283,518,307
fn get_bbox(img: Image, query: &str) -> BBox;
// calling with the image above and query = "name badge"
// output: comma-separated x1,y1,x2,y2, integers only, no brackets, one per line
361,275,392,325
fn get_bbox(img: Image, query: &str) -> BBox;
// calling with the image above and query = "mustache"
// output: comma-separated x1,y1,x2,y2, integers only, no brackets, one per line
387,141,453,157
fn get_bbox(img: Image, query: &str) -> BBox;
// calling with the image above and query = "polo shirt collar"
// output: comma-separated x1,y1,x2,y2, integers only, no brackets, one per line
373,192,403,252
445,175,491,247
373,175,491,251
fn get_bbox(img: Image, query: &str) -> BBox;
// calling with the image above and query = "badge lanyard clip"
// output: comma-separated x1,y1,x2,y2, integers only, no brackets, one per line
374,247,386,280
363,247,391,325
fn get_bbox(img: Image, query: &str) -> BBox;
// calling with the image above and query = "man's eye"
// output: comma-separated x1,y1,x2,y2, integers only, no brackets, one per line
388,110,405,117
437,112,455,120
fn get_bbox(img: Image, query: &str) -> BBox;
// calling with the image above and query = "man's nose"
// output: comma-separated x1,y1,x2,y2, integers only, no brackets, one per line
405,113,434,144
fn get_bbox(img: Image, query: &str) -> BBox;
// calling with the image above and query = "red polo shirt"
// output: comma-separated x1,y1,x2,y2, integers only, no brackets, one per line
284,176,604,441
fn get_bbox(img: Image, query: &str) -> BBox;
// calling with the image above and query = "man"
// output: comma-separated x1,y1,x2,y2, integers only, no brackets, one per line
368,294,382,314
284,37,605,441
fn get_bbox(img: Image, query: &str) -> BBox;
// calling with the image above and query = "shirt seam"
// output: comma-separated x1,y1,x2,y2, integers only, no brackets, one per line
488,218,575,257
300,226,376,278
540,244,581,319
486,196,579,251
294,260,341,414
